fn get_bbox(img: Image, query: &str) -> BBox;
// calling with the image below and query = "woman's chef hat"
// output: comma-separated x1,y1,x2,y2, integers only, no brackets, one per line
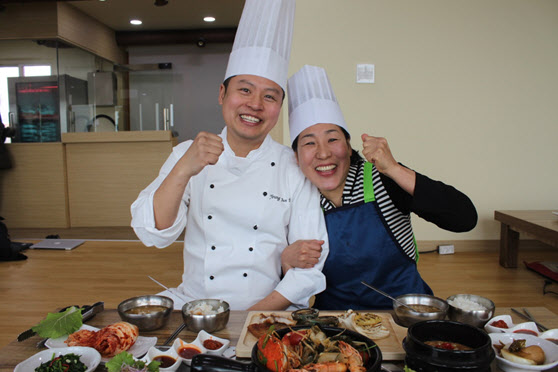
288,65,348,145
224,0,295,91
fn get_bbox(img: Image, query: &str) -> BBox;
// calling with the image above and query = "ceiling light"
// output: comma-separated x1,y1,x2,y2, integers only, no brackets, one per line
204,16,216,23
154,0,168,6
130,19,143,26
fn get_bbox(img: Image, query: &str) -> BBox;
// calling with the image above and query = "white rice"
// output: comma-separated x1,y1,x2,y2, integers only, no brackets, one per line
448,297,486,311
187,301,224,315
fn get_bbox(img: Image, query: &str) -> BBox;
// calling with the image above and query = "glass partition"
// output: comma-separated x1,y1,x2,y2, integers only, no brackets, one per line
0,39,125,142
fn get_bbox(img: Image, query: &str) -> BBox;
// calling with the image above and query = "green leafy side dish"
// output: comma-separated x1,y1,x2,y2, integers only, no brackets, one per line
32,307,84,339
106,351,160,372
34,352,87,372
404,366,417,372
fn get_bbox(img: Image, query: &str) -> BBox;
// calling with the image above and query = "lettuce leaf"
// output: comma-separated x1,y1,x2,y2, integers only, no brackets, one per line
106,351,160,372
31,306,83,339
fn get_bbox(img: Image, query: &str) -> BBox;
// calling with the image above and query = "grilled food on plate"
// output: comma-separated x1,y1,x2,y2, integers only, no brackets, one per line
247,313,297,338
338,310,390,340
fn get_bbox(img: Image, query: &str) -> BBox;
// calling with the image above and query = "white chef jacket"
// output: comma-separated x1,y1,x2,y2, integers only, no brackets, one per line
131,127,329,310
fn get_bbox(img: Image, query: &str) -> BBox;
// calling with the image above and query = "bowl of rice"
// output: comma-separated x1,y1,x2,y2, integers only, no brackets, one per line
446,294,495,328
181,299,230,333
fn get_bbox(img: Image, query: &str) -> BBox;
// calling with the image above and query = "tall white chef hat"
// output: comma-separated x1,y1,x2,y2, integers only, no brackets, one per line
288,65,348,145
224,0,295,91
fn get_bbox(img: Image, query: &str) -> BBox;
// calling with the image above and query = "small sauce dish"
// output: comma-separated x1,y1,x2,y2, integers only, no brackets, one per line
194,330,230,356
485,315,539,337
144,346,182,372
172,337,206,365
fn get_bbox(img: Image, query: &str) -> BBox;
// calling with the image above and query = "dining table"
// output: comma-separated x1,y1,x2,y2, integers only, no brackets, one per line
2,307,557,371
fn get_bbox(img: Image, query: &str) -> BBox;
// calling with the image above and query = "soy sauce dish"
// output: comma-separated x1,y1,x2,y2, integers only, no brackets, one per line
143,346,182,372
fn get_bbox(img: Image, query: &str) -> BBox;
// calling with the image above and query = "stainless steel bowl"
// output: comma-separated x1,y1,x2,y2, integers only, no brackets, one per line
181,299,230,333
393,293,449,327
117,295,173,331
446,294,495,328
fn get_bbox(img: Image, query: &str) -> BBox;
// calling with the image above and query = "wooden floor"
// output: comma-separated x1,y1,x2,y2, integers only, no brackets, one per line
1,237,558,348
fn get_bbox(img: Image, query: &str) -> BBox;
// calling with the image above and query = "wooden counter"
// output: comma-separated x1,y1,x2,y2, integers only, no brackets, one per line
1,131,176,228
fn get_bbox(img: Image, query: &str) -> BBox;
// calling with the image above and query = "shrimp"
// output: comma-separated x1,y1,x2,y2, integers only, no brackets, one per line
338,341,366,372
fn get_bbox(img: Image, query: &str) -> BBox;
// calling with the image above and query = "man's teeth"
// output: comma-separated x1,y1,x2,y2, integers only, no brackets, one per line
241,115,260,123
316,165,336,172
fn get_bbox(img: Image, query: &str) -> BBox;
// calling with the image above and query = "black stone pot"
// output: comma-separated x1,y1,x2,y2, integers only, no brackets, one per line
403,320,495,372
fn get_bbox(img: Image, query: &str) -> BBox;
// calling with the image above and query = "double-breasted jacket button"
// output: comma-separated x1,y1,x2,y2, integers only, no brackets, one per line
243,273,248,277
263,192,267,196
253,225,258,230
271,162,275,167
211,246,216,250
249,247,254,252
210,275,214,280
210,184,215,189
208,215,212,220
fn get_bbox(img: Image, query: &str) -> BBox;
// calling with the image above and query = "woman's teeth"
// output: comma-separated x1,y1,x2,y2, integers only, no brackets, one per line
316,165,336,172
240,115,260,123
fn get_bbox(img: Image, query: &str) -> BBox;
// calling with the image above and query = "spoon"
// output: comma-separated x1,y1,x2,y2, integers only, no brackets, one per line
360,281,417,312
148,275,189,302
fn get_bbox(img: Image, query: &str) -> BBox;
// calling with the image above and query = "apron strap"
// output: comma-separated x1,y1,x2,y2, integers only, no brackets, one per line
363,162,375,203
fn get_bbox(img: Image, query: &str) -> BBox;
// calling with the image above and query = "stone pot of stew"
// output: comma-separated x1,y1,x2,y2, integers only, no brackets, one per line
403,320,495,371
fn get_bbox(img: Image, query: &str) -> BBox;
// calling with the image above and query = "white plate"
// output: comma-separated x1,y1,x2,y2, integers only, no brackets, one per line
15,346,101,372
489,333,558,372
45,324,157,362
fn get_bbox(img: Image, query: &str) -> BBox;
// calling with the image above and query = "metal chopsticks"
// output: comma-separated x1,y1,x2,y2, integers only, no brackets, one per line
162,323,186,346
511,308,548,332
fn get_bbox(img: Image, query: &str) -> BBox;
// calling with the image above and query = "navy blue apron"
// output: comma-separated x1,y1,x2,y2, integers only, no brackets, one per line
313,163,432,310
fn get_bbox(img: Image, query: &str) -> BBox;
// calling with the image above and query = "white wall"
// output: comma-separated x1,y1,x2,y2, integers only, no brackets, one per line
127,43,232,143
284,0,558,242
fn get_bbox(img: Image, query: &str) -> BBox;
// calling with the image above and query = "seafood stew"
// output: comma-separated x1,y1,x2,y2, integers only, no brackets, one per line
190,325,382,372
254,325,382,372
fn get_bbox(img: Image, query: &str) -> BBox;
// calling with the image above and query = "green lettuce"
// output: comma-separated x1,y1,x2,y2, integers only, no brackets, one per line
31,306,83,339
106,352,160,372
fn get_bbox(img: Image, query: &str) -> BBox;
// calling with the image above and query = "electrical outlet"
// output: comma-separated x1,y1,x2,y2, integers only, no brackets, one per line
438,245,455,255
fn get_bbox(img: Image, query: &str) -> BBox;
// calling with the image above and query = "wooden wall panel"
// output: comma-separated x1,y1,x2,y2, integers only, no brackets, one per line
56,3,127,64
0,3,58,40
0,143,68,228
65,140,173,227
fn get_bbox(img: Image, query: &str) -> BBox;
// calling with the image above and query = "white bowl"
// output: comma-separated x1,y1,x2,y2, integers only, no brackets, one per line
15,347,101,372
172,337,206,365
144,346,182,371
194,330,230,356
489,333,558,372
540,329,558,345
485,315,539,337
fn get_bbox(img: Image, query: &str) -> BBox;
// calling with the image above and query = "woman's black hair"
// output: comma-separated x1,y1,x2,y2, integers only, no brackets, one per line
292,126,363,165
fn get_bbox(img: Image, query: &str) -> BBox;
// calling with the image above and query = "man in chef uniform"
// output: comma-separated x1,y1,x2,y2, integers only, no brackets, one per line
131,0,328,311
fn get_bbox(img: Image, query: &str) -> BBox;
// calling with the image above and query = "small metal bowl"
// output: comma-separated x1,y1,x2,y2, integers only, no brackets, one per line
393,293,449,327
117,295,173,331
446,294,495,328
181,299,230,333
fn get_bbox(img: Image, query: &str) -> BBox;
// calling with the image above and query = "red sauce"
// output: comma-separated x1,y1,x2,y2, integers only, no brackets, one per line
203,339,224,350
546,338,558,345
178,345,202,359
153,355,177,368
490,320,509,328
513,329,538,336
